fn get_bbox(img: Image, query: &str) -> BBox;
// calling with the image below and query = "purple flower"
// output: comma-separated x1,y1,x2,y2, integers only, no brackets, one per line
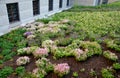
23,32,32,37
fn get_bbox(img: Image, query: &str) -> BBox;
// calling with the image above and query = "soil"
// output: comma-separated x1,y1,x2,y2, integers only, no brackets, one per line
3,43,120,78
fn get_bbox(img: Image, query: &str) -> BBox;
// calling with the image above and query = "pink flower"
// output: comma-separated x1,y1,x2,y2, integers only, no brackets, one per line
74,49,84,59
33,48,48,58
54,63,70,77
33,68,39,75
75,49,84,54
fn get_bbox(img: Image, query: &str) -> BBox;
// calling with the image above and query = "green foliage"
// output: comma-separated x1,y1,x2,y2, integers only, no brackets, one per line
80,41,102,57
21,72,36,78
36,57,53,72
53,48,66,59
0,60,3,64
73,72,78,77
101,68,115,78
56,38,73,46
1,49,11,56
89,69,96,77
0,66,14,78
36,16,60,24
15,66,25,76
104,39,120,52
80,68,85,72
113,63,120,70
103,51,118,61
3,55,12,61
16,39,27,49
0,28,26,63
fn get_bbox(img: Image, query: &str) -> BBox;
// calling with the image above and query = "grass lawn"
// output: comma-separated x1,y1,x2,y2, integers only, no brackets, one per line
0,1,120,78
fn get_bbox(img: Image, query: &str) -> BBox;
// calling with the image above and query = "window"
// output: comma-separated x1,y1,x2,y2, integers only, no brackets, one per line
49,0,53,11
59,0,62,8
6,3,20,23
102,0,108,4
67,0,69,6
97,0,101,5
33,0,40,15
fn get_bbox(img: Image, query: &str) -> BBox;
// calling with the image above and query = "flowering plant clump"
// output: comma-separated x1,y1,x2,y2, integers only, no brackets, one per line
73,49,87,61
103,51,118,61
54,63,70,77
35,57,53,78
79,41,102,57
37,25,61,34
16,56,30,66
42,40,57,52
60,19,70,24
35,57,53,72
27,35,36,39
33,48,48,58
32,68,47,78
17,46,39,55
23,32,32,37
26,26,36,31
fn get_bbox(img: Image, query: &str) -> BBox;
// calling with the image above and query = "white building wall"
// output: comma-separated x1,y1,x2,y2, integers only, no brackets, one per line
0,0,73,35
19,0,34,25
75,0,95,6
0,2,10,35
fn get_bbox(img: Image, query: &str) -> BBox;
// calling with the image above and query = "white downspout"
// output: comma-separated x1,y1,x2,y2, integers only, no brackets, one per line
93,0,97,6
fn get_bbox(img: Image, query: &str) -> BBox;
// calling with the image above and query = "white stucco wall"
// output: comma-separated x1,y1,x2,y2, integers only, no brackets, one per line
75,0,95,6
0,0,73,36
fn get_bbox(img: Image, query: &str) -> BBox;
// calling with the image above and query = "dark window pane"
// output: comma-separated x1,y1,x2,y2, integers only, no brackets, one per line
33,0,40,15
6,3,20,23
67,0,69,6
102,0,108,4
49,0,53,11
59,0,62,8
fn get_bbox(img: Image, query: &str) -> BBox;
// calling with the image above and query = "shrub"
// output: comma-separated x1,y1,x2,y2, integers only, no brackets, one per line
73,49,87,61
54,63,70,77
34,58,53,78
16,39,27,49
104,39,120,51
16,56,30,66
32,68,47,78
101,68,114,78
27,35,36,40
3,55,12,61
32,48,48,58
1,49,11,56
80,68,85,72
73,72,78,77
35,57,53,72
0,66,14,78
17,46,38,55
80,41,102,57
37,18,51,24
56,38,73,46
103,51,118,61
90,69,96,77
21,72,36,78
42,40,56,52
15,66,25,76
113,63,120,70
